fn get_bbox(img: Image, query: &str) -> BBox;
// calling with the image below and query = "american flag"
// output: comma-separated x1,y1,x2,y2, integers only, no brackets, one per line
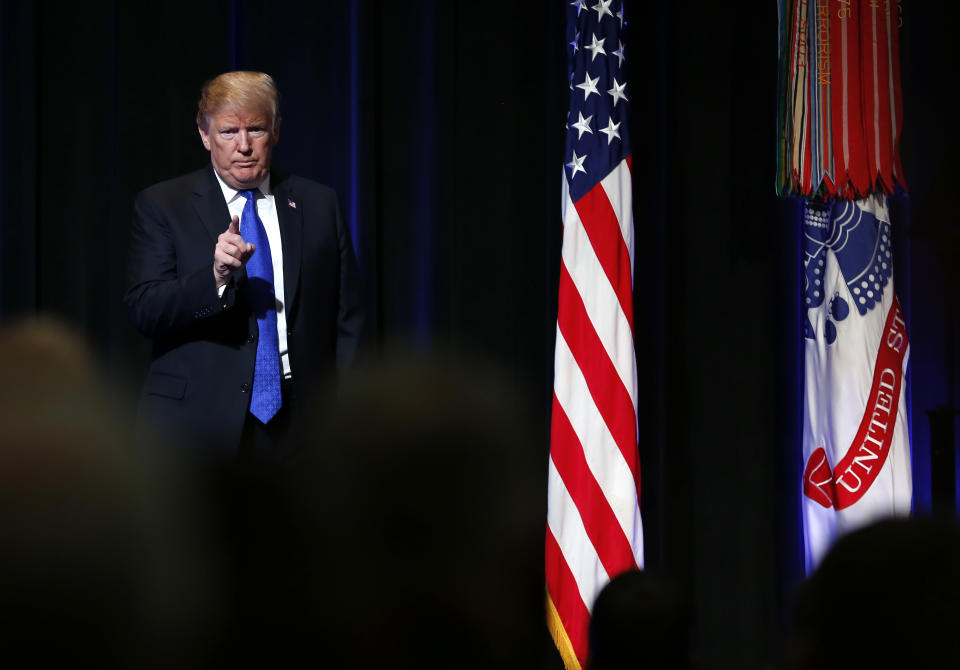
546,2,642,668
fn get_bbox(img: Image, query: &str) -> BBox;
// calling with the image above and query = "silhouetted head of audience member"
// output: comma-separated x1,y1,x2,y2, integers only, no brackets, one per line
257,346,547,669
790,515,960,670
0,317,219,668
587,568,695,670
0,317,146,665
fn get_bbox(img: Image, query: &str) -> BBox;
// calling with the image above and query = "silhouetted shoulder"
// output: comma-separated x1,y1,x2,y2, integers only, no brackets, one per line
271,171,338,203
135,167,212,203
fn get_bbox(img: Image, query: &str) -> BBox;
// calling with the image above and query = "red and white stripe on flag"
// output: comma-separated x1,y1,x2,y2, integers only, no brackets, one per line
553,3,641,665
800,194,912,571
546,157,643,670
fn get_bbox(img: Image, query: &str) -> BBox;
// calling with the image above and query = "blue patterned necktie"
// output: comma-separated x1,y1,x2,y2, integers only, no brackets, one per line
239,189,282,423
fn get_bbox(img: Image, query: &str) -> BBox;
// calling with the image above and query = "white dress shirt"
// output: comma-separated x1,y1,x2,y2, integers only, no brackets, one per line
213,170,292,379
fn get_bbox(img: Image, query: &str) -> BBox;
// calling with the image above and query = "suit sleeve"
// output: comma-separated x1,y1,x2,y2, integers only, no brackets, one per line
124,191,236,341
333,195,366,371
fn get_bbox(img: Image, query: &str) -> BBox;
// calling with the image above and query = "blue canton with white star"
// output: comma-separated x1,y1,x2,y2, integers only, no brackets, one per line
565,0,630,202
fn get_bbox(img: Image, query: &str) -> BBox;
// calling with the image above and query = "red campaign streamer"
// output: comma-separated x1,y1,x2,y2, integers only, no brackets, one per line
830,0,870,198
860,0,893,195
887,1,907,192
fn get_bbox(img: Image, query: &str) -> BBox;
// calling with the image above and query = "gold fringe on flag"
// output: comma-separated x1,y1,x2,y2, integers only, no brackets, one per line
546,591,583,670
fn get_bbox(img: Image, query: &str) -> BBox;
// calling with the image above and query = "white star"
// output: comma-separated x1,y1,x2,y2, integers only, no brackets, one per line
617,6,625,27
570,0,587,16
570,111,594,140
566,150,587,179
585,33,607,62
608,78,629,106
612,41,625,67
576,72,600,100
569,71,575,91
599,117,621,145
592,0,614,22
569,31,580,53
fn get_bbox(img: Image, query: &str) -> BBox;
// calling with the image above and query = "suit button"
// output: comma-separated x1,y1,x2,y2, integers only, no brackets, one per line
247,335,255,344
240,383,250,393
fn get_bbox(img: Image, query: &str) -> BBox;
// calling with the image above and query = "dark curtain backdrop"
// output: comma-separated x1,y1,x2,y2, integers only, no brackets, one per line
2,2,957,669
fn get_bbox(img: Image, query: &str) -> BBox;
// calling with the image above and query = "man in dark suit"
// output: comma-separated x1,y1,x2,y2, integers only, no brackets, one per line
125,71,364,461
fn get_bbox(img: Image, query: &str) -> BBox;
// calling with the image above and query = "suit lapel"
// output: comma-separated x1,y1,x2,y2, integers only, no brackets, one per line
191,165,232,242
273,172,303,316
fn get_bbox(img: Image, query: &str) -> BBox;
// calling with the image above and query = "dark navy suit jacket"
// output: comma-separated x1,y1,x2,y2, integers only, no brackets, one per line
125,165,364,455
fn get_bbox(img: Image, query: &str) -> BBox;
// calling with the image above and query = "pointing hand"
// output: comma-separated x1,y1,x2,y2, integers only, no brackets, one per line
213,215,256,288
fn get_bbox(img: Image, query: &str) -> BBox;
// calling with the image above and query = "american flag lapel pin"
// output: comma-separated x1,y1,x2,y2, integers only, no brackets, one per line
288,199,297,209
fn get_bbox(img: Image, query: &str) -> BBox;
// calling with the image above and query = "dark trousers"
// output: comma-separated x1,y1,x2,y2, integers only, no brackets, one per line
237,377,301,467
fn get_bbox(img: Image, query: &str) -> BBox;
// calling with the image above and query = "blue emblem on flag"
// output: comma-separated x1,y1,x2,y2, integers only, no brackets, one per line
802,200,893,344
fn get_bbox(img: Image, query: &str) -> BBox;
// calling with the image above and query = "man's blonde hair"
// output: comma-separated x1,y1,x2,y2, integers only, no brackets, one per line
196,71,280,131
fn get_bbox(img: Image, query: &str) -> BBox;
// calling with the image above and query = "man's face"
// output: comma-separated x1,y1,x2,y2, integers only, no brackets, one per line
198,107,277,190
